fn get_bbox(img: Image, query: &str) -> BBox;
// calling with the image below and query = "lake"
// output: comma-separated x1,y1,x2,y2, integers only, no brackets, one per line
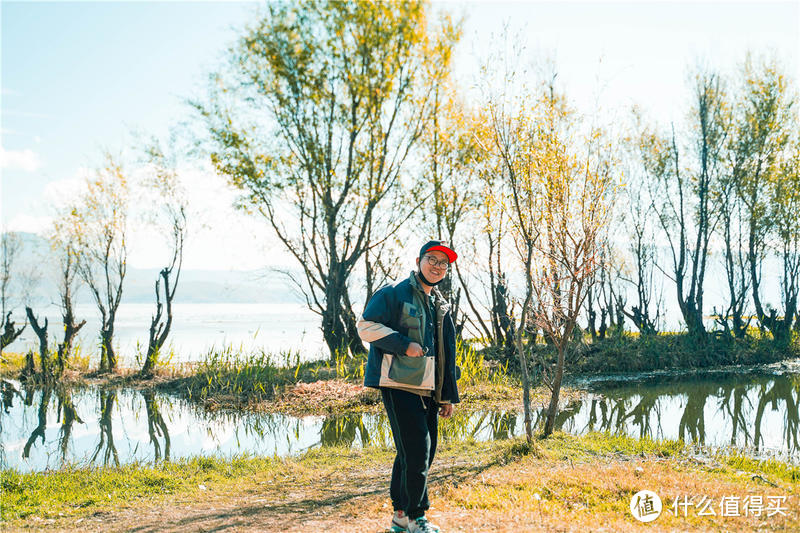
11,303,327,365
2,365,798,472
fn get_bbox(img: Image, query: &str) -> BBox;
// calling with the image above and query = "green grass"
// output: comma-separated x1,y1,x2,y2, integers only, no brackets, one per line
0,454,285,520
3,431,790,523
572,332,796,374
456,339,511,387
481,331,799,378
719,452,800,484
166,345,369,404
537,431,686,461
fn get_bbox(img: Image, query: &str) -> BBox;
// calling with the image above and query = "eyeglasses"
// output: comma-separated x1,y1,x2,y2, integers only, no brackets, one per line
424,255,450,270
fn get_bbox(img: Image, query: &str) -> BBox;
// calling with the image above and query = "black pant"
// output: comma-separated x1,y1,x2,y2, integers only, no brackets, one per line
381,388,438,520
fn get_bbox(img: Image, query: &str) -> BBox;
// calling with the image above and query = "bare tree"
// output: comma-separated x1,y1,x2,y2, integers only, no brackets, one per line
24,307,48,380
0,232,26,356
419,81,481,336
73,153,130,372
51,209,87,377
140,139,188,376
733,57,797,345
636,71,729,342
715,122,753,338
193,0,459,359
526,86,617,438
483,74,541,443
618,165,662,335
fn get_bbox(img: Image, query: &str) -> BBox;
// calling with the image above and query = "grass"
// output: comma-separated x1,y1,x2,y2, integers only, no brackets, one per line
479,330,799,378
166,345,369,406
571,331,797,374
4,330,798,416
2,431,797,531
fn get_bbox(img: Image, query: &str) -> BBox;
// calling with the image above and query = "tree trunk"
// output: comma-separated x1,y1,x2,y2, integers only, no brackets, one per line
1,311,26,355
514,295,534,443
21,351,36,380
543,343,566,437
342,290,366,356
25,307,49,380
515,329,533,443
100,326,117,373
56,309,85,378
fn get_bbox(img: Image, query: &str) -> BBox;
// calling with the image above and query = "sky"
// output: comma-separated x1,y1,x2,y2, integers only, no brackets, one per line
2,0,799,273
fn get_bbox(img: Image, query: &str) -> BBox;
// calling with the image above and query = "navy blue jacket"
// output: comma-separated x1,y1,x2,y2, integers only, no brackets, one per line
358,272,460,404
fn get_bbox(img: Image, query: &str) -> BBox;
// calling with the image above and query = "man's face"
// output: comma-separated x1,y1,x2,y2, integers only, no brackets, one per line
417,250,449,284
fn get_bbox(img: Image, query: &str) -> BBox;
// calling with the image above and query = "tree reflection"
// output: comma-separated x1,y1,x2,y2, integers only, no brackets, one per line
677,385,714,445
56,387,83,463
718,382,752,447
23,387,52,459
91,389,119,467
1,379,21,413
142,389,171,462
488,411,518,440
753,377,800,452
320,415,369,447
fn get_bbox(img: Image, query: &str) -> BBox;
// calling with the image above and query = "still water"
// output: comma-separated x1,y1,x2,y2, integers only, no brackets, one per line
11,303,326,365
2,368,798,472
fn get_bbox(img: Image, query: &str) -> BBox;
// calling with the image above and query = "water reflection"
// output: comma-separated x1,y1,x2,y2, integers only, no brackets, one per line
573,372,800,455
1,370,798,472
57,387,83,463
142,389,170,462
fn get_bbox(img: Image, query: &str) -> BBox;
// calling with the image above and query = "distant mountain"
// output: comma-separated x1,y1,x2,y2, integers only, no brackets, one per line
4,232,304,305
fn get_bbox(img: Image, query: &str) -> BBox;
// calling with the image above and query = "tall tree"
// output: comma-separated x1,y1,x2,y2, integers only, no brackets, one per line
484,77,540,443
525,86,617,438
193,0,459,358
73,153,130,372
51,209,87,378
733,57,796,345
716,118,753,338
0,232,26,356
637,71,729,342
486,71,617,440
618,162,661,335
769,137,800,343
140,139,188,376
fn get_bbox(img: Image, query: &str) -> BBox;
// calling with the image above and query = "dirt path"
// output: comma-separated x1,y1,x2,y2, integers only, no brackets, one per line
6,442,799,533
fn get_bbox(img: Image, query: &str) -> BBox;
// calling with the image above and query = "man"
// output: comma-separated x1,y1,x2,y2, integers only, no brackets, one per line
358,240,461,533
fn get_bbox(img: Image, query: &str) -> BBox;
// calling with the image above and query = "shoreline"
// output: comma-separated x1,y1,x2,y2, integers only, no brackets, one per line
3,347,798,416
2,432,797,531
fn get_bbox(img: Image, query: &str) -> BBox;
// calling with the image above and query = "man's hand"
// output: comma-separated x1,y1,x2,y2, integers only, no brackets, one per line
405,342,424,357
439,403,453,418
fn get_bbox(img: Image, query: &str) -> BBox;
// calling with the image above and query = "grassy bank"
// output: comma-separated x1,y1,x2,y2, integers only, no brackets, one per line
3,332,797,416
572,332,799,374
2,432,797,531
0,341,524,415
478,331,800,378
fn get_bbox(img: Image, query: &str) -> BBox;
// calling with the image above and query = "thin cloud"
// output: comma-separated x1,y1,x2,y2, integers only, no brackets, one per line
0,146,43,172
4,214,52,235
1,109,53,119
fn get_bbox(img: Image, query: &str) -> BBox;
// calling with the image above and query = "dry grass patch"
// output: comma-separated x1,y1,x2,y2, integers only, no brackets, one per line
3,433,799,532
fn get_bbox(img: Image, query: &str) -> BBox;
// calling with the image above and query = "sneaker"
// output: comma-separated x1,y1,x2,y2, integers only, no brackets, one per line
407,516,439,533
390,510,409,532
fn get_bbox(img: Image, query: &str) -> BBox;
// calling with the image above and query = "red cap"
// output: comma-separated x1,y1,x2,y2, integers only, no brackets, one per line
419,240,457,263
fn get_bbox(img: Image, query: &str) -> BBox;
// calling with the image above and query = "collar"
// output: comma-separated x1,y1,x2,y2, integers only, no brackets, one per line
409,271,430,297
409,271,451,314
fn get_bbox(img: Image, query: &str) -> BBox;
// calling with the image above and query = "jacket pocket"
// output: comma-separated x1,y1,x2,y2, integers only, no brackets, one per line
400,301,423,344
381,354,435,389
400,302,421,328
